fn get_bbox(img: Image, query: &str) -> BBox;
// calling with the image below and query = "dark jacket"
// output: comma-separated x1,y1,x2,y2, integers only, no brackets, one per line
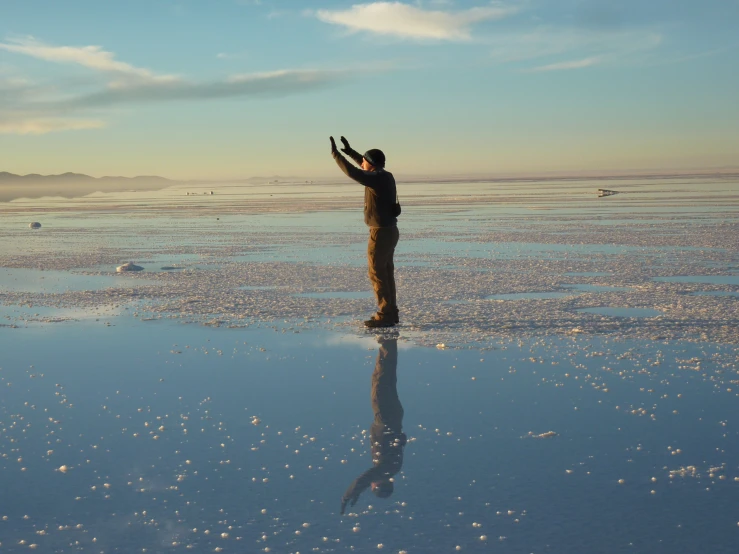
332,148,398,228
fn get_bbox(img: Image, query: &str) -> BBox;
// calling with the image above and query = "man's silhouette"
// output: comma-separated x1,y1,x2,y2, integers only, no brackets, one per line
330,136,399,328
341,337,406,514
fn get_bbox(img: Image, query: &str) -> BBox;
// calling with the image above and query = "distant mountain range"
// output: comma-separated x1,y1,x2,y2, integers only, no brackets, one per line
0,171,319,202
0,172,177,202
0,171,173,184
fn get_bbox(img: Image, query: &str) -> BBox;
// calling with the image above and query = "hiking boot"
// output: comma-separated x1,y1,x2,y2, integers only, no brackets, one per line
383,308,400,324
364,318,395,328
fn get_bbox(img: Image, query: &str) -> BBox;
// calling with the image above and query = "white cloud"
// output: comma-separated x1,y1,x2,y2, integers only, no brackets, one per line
0,37,177,84
0,36,354,134
50,68,351,110
314,1,516,41
526,56,601,72
228,69,336,84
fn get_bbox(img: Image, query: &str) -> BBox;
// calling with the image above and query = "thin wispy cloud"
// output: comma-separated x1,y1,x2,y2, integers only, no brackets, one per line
0,37,177,84
486,27,663,71
51,68,351,110
0,74,60,109
0,37,353,134
0,117,106,135
312,3,663,71
526,56,602,72
657,47,727,66
0,75,31,88
216,50,250,60
0,74,107,134
314,1,517,41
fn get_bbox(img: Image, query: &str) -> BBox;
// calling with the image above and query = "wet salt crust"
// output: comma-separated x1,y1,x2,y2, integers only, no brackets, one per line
1,176,738,552
1,319,738,553
1,176,737,346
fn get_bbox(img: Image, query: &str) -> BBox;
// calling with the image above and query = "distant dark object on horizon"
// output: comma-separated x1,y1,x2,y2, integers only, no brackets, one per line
598,189,620,197
29,222,41,229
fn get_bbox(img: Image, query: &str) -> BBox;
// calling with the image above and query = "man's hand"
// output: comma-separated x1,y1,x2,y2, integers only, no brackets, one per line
340,136,351,154
340,495,357,515
330,136,338,155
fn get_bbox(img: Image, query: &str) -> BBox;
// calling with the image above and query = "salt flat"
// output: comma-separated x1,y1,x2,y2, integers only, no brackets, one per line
0,175,738,553
2,176,737,345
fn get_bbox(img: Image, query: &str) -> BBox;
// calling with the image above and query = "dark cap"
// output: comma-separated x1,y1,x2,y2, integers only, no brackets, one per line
363,149,386,169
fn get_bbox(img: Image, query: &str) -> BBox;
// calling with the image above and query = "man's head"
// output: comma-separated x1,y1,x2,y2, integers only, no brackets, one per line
362,149,386,171
371,479,394,498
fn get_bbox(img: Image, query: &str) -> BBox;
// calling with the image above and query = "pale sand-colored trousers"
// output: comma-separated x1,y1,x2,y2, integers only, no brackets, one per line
367,226,399,319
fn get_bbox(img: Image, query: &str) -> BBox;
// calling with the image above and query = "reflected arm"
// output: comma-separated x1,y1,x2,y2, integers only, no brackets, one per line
340,466,384,515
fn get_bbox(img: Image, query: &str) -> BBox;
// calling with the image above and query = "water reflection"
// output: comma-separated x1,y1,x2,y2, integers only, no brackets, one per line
341,336,407,515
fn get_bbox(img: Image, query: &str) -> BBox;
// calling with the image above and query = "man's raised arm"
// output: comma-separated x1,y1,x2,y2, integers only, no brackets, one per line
340,136,364,166
330,136,379,188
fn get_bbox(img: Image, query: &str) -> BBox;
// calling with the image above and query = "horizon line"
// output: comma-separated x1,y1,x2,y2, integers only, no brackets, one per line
3,165,739,183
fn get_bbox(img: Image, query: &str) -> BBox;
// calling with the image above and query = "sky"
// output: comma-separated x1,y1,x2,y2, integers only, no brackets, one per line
1,0,738,179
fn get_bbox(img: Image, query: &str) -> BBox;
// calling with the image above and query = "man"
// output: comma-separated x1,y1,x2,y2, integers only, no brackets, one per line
330,135,399,328
341,337,406,515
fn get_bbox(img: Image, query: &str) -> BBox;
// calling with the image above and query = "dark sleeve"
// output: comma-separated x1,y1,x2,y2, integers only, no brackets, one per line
332,151,382,189
344,147,365,167
342,466,384,507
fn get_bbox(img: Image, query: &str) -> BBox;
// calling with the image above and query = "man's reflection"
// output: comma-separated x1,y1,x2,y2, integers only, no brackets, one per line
341,337,406,514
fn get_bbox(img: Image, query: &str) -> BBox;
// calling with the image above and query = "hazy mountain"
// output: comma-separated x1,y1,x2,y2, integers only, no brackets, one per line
0,172,177,202
203,175,302,184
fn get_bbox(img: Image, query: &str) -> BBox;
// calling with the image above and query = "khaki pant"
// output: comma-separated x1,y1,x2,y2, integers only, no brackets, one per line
367,226,399,319
372,339,402,428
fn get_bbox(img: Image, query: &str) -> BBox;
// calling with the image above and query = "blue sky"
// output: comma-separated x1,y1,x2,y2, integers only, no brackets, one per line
1,0,737,179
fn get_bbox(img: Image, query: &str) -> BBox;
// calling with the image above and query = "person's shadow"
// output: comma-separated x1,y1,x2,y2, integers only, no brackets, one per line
341,336,406,515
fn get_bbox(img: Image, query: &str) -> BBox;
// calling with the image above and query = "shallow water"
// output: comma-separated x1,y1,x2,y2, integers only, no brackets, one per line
562,284,633,293
297,291,375,300
564,271,612,277
654,275,739,286
488,291,575,300
1,175,738,552
0,267,153,293
1,317,738,553
577,306,664,318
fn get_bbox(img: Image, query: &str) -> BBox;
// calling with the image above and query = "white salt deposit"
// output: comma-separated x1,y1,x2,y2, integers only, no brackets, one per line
527,431,557,439
116,262,144,273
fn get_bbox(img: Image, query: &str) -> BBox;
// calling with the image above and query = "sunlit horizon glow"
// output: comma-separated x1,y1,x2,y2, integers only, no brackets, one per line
1,0,737,180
